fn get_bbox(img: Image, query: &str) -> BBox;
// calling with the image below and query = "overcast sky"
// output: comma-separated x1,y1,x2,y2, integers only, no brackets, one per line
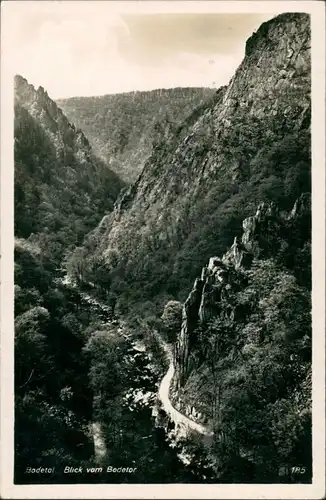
4,1,282,99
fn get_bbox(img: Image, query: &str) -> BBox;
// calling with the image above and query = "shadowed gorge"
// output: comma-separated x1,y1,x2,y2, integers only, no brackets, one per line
14,11,312,485
75,13,310,315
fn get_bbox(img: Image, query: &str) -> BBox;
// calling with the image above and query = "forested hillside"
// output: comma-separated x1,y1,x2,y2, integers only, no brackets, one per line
14,75,204,485
70,13,310,318
65,12,312,482
57,87,216,182
15,75,124,267
14,77,124,481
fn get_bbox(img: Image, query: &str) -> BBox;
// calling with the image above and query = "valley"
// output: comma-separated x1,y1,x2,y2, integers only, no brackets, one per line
13,11,312,485
56,87,216,183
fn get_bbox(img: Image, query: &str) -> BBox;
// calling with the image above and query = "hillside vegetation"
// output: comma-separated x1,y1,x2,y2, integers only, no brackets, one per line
65,13,312,482
171,196,311,482
57,87,216,182
14,77,124,481
70,13,311,317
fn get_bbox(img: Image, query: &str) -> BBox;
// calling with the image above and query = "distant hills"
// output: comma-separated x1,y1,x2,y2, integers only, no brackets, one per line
57,87,216,183
66,13,312,481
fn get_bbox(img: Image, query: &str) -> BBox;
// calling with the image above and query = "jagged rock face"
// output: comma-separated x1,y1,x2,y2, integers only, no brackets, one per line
241,201,279,256
174,196,310,388
290,192,311,219
222,13,310,127
170,192,311,481
176,248,244,386
15,75,93,164
80,13,310,316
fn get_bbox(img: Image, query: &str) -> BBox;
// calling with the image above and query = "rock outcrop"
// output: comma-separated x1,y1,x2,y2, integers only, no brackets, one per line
79,13,311,317
175,278,204,387
169,185,311,481
174,195,310,390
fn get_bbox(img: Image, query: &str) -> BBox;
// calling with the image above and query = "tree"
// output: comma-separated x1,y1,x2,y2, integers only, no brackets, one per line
161,300,183,342
15,307,51,392
82,329,127,408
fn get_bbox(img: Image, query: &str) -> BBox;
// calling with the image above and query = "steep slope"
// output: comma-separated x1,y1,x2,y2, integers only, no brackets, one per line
14,75,124,265
56,87,216,182
14,77,124,480
66,14,312,480
171,195,311,481
71,13,310,320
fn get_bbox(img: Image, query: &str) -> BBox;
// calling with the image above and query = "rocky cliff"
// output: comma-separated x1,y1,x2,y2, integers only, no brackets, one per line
174,194,311,394
68,16,312,481
75,13,310,322
15,76,96,162
15,12,312,483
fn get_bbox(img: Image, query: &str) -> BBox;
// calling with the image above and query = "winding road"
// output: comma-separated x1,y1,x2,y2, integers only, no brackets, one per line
61,276,213,458
156,334,214,440
158,360,214,438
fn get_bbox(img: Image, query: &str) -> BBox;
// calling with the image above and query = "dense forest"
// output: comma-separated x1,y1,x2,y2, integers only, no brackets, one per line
57,87,216,182
69,13,311,319
13,75,212,484
14,75,120,481
14,12,312,485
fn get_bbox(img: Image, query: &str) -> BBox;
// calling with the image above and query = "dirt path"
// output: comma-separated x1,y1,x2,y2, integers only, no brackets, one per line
158,360,213,437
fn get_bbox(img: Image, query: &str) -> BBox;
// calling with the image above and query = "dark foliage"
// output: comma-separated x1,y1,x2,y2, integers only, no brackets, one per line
14,12,312,484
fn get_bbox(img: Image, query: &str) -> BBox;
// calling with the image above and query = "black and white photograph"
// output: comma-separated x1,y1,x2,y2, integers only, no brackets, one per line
0,1,325,498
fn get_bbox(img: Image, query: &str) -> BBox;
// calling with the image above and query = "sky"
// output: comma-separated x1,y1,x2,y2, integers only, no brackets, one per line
3,1,283,99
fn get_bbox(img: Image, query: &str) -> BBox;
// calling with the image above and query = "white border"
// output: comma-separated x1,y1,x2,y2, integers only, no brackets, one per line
1,1,325,499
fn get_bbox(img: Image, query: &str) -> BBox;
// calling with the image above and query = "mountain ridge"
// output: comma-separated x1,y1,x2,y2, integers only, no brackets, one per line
71,12,310,312
56,87,217,182
14,74,124,264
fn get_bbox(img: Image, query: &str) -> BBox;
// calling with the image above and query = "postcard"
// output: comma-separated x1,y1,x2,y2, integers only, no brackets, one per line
1,1,325,498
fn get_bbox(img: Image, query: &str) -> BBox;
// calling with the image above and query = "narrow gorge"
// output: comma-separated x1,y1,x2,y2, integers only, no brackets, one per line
13,11,312,485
